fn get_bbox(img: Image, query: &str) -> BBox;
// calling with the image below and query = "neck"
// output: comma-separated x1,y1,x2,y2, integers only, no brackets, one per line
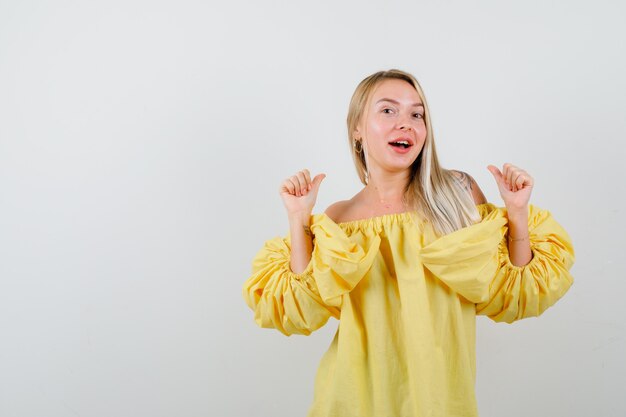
364,168,410,204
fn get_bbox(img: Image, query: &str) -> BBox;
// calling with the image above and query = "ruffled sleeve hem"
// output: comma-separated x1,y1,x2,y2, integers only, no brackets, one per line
420,203,575,323
241,213,380,336
475,203,575,323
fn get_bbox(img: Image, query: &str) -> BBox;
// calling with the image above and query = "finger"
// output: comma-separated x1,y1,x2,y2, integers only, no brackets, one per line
514,169,528,190
302,169,312,190
502,163,511,187
508,168,518,188
514,172,525,191
504,164,516,191
510,168,522,191
311,173,326,190
499,164,507,187
519,171,533,187
288,178,298,195
297,171,309,195
502,163,511,184
487,165,505,187
506,163,519,188
296,171,309,195
510,172,519,192
505,165,515,191
281,178,296,195
291,175,304,197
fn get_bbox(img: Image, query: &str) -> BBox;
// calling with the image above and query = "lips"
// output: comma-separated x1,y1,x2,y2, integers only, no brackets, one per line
388,137,414,148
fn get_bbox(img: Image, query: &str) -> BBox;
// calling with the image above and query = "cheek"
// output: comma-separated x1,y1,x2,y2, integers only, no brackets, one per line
416,123,428,140
367,118,393,138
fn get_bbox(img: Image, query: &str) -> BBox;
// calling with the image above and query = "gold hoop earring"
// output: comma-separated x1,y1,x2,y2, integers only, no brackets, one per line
353,139,363,153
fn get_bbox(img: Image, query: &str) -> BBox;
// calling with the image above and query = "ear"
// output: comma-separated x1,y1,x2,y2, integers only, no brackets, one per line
353,128,361,139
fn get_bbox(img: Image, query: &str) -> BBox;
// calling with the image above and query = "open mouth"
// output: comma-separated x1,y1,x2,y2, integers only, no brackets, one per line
388,140,412,149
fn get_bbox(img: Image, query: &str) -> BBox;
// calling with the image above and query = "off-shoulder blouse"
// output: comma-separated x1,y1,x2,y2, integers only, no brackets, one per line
242,203,575,417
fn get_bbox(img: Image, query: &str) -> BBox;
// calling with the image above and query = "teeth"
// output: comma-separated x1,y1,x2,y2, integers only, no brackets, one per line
389,140,410,148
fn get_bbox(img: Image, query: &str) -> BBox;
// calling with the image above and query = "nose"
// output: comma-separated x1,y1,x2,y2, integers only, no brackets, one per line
397,112,413,131
398,118,412,131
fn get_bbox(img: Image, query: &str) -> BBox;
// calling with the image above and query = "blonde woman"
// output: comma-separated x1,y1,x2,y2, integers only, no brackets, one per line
242,69,575,417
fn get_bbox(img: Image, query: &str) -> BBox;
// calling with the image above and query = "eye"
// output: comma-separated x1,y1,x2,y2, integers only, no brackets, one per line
414,113,424,119
382,108,394,114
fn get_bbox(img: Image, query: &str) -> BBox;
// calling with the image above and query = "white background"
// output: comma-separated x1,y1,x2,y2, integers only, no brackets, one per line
1,1,624,416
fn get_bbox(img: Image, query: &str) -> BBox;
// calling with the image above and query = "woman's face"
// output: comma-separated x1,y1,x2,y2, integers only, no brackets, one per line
355,78,427,175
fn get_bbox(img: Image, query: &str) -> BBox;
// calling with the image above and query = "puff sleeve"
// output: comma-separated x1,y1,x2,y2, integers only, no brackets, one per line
474,203,575,323
419,203,575,324
419,214,508,304
242,213,381,336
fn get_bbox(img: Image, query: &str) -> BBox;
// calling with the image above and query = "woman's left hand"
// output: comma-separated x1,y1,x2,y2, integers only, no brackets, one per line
487,163,534,213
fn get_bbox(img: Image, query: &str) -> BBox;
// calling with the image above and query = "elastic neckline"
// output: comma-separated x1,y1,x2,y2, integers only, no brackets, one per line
331,202,494,229
336,211,417,228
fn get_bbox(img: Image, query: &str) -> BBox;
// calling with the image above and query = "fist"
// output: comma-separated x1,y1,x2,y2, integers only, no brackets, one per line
279,169,326,216
487,163,534,211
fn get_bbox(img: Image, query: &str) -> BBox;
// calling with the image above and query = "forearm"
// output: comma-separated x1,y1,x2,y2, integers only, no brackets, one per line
507,206,533,267
288,211,314,274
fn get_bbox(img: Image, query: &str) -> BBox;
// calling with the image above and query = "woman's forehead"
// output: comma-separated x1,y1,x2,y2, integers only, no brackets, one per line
370,79,422,105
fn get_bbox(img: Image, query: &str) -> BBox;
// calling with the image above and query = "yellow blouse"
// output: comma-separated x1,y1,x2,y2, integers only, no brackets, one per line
242,203,575,417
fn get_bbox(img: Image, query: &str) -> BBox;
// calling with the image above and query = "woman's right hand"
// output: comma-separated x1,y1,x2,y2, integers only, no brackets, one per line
279,169,326,217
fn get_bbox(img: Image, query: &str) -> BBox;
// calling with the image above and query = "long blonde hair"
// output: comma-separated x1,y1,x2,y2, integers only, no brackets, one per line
347,69,481,236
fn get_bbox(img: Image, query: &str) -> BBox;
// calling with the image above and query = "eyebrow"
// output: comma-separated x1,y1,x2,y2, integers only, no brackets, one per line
376,98,424,107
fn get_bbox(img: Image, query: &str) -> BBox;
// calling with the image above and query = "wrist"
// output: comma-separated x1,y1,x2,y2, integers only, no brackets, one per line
288,210,312,225
506,205,529,220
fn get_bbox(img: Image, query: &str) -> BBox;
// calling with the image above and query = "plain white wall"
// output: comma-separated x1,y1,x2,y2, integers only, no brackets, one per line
0,1,624,416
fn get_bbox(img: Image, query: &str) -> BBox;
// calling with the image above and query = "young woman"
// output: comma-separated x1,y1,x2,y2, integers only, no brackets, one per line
242,69,575,417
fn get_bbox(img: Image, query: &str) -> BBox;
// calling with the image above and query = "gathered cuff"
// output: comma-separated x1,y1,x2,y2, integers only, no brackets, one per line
420,203,575,323
241,212,381,335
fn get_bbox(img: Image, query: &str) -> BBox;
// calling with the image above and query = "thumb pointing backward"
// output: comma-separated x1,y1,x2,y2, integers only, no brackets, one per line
310,173,326,193
487,165,506,192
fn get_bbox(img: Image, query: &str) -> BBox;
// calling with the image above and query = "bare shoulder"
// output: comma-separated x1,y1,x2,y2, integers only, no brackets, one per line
450,169,488,205
323,200,352,223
